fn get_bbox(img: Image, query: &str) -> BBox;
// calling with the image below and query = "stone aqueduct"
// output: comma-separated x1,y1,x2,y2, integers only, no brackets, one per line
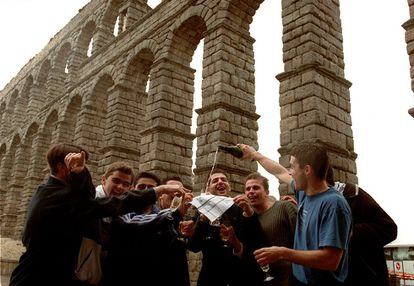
0,0,412,240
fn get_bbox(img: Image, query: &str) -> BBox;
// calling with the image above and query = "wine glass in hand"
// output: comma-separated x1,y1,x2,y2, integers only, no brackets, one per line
220,217,232,248
261,264,274,282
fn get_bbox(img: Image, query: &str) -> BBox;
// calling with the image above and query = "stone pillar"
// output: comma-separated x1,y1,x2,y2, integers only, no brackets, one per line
277,0,357,190
193,24,260,194
46,65,65,101
0,143,18,237
65,47,85,87
94,27,113,51
403,0,414,116
121,1,151,30
15,131,52,236
98,84,142,173
138,58,196,184
0,147,6,220
0,106,12,139
1,144,29,238
27,82,46,118
12,97,27,128
73,106,102,182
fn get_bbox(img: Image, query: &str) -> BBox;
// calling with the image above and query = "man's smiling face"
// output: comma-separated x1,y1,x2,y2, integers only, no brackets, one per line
209,173,230,196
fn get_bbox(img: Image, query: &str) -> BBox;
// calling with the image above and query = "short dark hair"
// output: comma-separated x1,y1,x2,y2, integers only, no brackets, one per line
104,162,134,183
245,172,269,191
161,176,183,185
134,171,161,186
290,142,329,181
207,168,228,186
46,143,89,175
326,166,335,186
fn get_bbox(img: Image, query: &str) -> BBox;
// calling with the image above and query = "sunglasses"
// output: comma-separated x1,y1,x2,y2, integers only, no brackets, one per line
136,184,156,190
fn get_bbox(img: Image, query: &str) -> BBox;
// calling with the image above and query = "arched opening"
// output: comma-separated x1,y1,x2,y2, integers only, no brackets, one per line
2,91,19,138
0,135,20,237
65,95,82,144
14,123,39,236
113,15,121,36
87,38,94,57
166,15,207,185
13,76,33,126
71,74,114,179
0,135,20,188
37,59,51,104
77,21,96,61
55,43,71,82
125,48,154,140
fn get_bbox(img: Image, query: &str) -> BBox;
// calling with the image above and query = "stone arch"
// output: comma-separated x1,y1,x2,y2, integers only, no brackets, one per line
0,134,20,189
168,4,216,37
34,109,59,174
0,143,6,178
124,48,155,93
166,15,207,66
1,90,19,139
74,74,114,177
33,59,51,107
137,14,207,182
13,122,40,237
80,20,97,59
6,90,19,114
100,0,125,40
225,0,263,31
0,143,6,221
122,39,159,80
60,95,82,144
48,42,72,96
21,75,34,103
13,76,33,127
0,134,21,236
89,73,114,140
0,101,6,138
54,42,72,75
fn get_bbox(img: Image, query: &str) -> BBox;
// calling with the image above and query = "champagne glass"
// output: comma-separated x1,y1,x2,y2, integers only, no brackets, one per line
178,205,198,241
220,216,232,248
206,216,221,240
170,195,182,212
261,264,274,282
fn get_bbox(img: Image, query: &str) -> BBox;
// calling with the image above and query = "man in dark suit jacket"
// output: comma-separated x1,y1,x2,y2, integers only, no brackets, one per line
326,167,398,286
188,169,261,286
9,143,184,286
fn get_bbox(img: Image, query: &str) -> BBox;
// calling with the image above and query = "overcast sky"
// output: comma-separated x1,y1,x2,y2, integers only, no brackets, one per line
0,0,413,245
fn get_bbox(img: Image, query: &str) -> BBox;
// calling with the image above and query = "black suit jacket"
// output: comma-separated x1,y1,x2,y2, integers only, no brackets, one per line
188,204,263,286
10,169,156,286
343,183,397,286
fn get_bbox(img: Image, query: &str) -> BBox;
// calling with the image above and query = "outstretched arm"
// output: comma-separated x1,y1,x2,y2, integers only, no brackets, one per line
254,246,344,271
238,144,291,185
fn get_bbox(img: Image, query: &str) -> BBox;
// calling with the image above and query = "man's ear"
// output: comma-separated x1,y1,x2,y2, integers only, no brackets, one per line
304,165,312,176
101,175,106,187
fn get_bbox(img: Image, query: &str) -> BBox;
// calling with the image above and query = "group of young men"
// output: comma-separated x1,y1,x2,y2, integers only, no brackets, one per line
9,141,397,286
